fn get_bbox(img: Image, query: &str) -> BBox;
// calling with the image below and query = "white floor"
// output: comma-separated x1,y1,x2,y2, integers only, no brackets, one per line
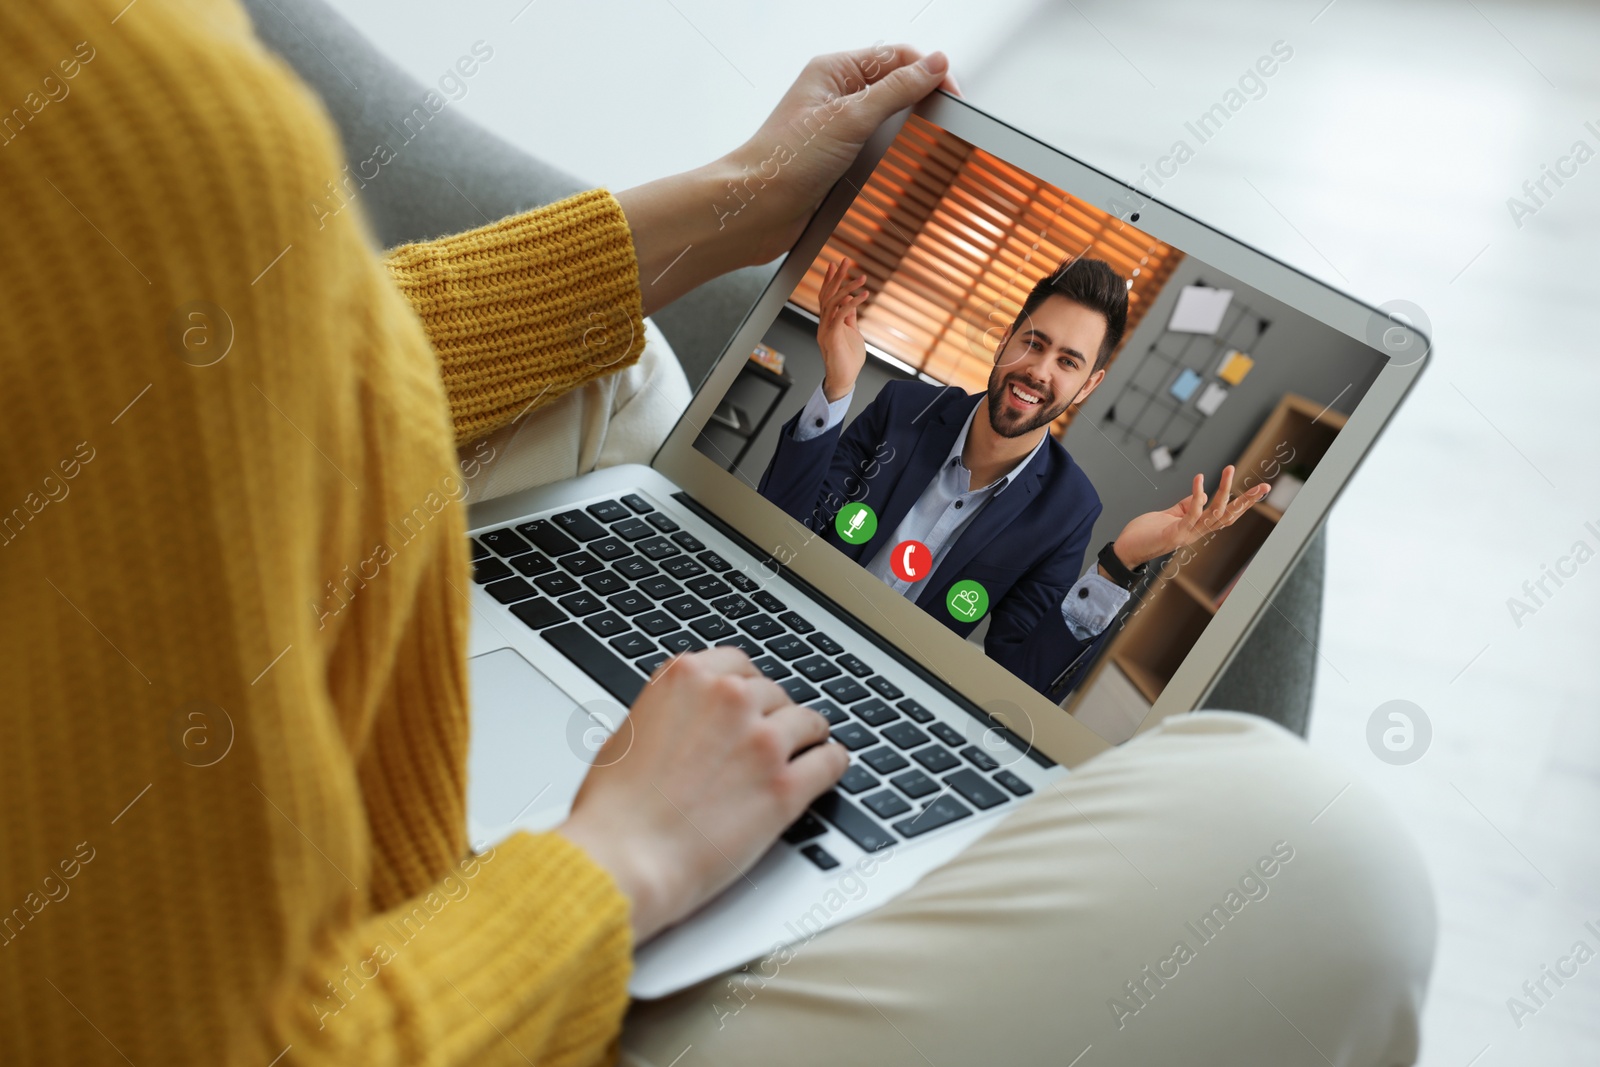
328,2,1600,1062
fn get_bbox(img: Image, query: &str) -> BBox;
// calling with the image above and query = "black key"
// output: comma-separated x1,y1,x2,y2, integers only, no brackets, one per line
663,595,709,621
479,527,533,558
863,790,912,819
480,575,537,601
585,611,629,637
822,677,870,704
637,536,681,561
811,790,896,852
614,556,659,581
542,622,644,704
473,556,513,584
638,576,683,600
510,552,556,578
943,768,1009,811
636,652,671,675
634,610,679,637
913,746,961,774
645,512,680,532
485,576,537,604
559,552,603,576
838,764,879,794
866,676,904,700
750,656,791,681
897,699,935,723
890,769,939,798
588,536,633,563
961,746,1000,772
725,571,759,593
516,519,579,557
711,594,755,620
852,699,899,727
671,531,706,552
586,499,629,522
557,591,603,617
781,811,827,844
795,655,842,683
830,722,875,751
861,747,909,775
765,634,811,661
612,517,655,542
621,493,654,514
809,632,844,656
469,538,490,561
552,509,608,541
836,653,872,678
751,590,787,614
690,615,735,640
509,597,565,630
659,630,706,654
993,769,1034,796
800,844,840,871
929,722,966,748
780,678,819,703
661,556,706,580
810,700,849,726
697,550,731,572
533,572,580,597
715,635,763,657
608,630,655,658
739,614,784,639
883,722,931,750
893,794,973,838
778,611,814,634
583,571,627,596
606,590,652,616
686,575,732,599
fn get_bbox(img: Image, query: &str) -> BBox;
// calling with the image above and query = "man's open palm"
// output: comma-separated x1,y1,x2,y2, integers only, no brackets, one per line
1114,465,1272,567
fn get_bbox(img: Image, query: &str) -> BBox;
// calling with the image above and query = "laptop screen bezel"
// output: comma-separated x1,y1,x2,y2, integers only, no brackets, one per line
651,90,1428,767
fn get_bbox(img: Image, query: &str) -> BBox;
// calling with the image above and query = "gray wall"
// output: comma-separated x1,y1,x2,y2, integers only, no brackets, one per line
1066,255,1385,552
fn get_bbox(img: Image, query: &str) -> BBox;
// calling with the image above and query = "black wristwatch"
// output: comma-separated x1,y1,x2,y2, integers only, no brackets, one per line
1097,541,1145,590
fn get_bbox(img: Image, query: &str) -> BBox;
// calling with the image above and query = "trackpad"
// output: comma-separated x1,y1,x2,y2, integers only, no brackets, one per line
466,648,600,845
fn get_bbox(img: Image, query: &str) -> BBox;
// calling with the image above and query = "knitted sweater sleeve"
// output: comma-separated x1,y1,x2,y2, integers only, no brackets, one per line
385,190,647,446
0,3,636,1065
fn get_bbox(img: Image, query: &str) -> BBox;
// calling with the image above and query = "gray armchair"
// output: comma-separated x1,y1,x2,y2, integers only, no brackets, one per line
247,0,1325,737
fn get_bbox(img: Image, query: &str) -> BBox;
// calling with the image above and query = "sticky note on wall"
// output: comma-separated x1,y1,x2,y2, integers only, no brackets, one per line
1217,350,1254,385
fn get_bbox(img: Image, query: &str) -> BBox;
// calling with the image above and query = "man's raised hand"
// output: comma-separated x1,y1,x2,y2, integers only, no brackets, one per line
818,256,870,401
1111,464,1272,569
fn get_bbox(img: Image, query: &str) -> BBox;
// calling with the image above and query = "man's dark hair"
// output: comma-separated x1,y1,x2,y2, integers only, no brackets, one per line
1006,257,1128,372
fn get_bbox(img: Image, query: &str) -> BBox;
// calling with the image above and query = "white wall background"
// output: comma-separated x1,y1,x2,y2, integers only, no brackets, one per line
321,1,1600,1062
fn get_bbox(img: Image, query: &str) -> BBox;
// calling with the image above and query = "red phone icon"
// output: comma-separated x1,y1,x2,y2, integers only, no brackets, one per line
891,540,931,582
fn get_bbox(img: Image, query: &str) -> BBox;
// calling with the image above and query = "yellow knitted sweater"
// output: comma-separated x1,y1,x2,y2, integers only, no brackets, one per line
1,2,643,1064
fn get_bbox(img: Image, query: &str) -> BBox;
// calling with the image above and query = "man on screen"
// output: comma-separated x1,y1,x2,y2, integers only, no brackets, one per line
757,255,1269,698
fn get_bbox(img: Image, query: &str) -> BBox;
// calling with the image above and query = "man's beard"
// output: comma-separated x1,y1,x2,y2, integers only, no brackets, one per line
985,369,1074,438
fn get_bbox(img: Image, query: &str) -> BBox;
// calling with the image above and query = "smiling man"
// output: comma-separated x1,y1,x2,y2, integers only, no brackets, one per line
757,255,1268,698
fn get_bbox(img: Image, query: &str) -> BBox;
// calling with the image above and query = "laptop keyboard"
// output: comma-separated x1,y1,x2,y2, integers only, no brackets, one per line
469,492,1036,866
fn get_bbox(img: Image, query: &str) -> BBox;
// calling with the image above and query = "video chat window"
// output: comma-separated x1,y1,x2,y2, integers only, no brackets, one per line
694,115,1384,744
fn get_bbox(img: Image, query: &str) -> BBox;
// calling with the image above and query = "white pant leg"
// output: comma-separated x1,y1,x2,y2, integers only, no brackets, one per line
620,711,1436,1067
460,317,691,502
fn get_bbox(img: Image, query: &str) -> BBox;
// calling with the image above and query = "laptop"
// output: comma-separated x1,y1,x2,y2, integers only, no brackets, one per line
460,89,1428,998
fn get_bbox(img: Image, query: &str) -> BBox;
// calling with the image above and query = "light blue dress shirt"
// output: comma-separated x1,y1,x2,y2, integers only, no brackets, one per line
793,384,1131,639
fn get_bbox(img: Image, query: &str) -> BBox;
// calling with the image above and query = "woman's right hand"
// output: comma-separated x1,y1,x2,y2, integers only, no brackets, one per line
557,647,847,943
818,256,870,402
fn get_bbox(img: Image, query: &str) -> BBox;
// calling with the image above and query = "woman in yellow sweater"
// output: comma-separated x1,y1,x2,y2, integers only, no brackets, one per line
0,0,957,1062
3,3,1439,1065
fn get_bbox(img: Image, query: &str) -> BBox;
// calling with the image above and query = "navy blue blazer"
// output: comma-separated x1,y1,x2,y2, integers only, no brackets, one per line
756,380,1112,698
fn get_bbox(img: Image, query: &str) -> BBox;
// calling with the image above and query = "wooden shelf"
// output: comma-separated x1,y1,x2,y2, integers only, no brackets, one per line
1072,391,1345,713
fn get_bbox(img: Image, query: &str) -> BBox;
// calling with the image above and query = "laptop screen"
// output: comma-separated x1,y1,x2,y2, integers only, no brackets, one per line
688,111,1392,745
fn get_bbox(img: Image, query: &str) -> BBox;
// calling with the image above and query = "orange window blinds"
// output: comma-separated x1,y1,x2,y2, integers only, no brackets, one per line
790,114,1182,428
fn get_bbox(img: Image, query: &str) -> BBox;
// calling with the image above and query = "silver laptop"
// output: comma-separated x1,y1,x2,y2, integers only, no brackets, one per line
460,90,1428,998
